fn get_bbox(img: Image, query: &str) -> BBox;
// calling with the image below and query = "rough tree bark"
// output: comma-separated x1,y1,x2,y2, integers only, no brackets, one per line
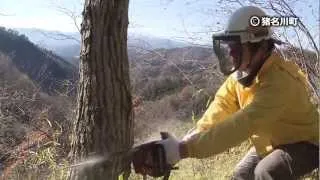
70,0,133,180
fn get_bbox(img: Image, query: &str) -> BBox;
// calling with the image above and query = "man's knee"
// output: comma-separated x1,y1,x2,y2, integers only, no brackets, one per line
254,162,272,179
232,168,249,180
232,147,260,180
254,149,293,180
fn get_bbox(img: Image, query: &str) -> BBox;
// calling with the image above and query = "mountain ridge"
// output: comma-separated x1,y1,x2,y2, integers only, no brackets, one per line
0,27,77,95
15,28,189,61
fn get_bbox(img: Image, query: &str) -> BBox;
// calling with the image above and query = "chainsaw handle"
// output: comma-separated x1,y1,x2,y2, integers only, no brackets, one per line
160,132,170,140
160,132,171,180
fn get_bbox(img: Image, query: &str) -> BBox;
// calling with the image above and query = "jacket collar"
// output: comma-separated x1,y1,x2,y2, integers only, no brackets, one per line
256,52,281,78
231,52,282,86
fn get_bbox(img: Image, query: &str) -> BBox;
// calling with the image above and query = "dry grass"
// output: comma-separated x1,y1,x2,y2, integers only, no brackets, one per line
6,117,318,180
0,52,74,179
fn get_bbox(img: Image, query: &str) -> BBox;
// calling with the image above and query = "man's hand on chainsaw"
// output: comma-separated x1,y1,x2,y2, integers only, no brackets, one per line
132,132,182,178
157,133,181,165
132,131,198,178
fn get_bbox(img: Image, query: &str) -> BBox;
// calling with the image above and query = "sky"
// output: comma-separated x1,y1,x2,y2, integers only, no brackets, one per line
0,0,319,47
0,0,222,39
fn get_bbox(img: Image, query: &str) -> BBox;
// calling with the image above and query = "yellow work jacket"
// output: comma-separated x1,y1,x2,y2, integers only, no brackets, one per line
186,52,319,157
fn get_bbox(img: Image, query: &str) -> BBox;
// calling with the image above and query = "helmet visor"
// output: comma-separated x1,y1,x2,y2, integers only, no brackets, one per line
212,35,242,75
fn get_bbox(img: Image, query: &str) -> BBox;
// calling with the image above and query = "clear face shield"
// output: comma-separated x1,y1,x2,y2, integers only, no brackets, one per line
212,35,242,76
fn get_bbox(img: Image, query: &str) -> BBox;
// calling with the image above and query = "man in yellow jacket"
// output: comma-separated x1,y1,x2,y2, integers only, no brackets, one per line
157,6,319,180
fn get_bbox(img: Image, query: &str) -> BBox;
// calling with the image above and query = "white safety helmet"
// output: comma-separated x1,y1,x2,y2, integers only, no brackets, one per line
212,6,278,75
226,6,273,43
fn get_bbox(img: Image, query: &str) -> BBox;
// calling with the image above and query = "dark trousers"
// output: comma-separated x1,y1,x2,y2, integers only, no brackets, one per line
232,142,319,180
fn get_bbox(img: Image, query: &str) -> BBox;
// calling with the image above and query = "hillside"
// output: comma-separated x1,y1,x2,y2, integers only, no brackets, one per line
128,46,227,144
0,27,77,95
0,52,74,178
0,28,77,178
130,46,221,99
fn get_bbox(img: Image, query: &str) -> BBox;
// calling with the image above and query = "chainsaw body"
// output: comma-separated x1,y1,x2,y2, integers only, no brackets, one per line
132,132,175,179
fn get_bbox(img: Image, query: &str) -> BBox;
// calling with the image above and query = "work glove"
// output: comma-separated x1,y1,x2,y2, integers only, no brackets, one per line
157,133,181,165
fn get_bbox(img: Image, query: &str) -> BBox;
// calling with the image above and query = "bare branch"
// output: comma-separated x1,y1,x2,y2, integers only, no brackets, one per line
34,30,80,44
55,5,81,33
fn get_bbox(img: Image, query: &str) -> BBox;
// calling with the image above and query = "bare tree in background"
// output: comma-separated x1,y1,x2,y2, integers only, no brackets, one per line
69,0,133,179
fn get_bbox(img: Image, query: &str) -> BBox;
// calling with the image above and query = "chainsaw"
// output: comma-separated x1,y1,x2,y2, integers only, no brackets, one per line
69,132,178,180
131,132,178,180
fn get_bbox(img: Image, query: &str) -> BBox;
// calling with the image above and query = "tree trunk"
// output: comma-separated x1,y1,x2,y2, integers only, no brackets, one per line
70,0,133,179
